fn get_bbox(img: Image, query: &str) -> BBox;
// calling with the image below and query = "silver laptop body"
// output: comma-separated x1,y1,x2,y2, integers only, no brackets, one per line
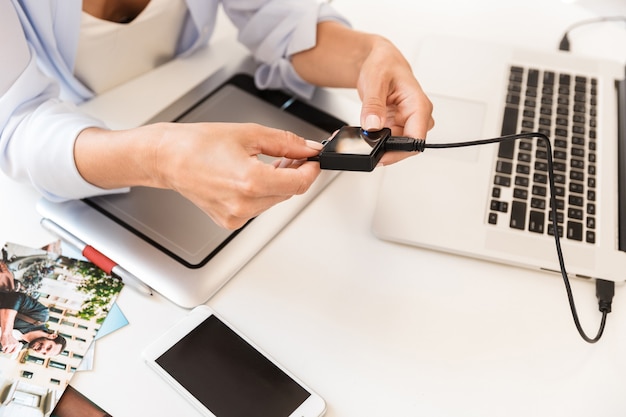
372,35,626,283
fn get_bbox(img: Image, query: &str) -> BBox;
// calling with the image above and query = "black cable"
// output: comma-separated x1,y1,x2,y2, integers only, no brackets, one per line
386,132,614,343
558,15,626,51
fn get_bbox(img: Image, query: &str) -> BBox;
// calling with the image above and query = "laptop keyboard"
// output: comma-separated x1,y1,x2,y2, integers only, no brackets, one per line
488,65,597,244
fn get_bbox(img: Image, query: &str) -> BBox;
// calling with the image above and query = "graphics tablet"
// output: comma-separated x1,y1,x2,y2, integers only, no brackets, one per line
37,70,346,307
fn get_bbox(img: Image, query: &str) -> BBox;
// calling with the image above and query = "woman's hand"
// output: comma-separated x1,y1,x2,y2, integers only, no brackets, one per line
0,331,19,354
355,36,434,166
75,123,323,229
291,22,434,166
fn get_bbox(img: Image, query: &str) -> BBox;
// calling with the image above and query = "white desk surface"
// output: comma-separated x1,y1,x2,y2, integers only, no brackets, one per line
2,0,626,416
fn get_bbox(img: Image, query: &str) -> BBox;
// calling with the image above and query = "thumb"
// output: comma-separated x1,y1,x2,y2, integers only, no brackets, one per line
359,85,388,131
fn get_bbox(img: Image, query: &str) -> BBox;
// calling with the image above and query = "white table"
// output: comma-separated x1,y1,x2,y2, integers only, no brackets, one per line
2,0,625,416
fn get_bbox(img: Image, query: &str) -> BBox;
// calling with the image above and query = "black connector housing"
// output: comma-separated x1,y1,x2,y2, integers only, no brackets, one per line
596,278,615,313
313,126,390,172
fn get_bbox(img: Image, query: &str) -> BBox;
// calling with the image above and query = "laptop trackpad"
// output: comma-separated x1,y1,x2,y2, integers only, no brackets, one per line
426,95,486,162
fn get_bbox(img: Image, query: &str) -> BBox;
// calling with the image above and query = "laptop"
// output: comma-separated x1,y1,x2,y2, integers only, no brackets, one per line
372,34,626,283
37,69,348,308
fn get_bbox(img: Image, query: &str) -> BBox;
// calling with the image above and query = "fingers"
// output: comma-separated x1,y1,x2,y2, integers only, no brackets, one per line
358,74,389,132
354,37,434,168
205,160,320,230
394,85,435,140
248,125,324,159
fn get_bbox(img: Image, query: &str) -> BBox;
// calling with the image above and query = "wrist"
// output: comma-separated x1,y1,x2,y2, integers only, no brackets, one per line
74,125,161,190
291,22,380,88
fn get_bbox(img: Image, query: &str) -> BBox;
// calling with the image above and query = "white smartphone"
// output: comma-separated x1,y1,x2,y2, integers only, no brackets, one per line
142,305,326,417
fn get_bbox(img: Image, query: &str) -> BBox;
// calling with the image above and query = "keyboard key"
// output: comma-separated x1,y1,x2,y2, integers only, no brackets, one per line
555,128,568,137
510,201,527,230
588,177,596,188
543,71,555,85
516,164,530,175
491,200,509,212
510,66,524,81
548,224,564,237
587,190,596,201
587,217,596,229
569,195,584,207
568,208,584,220
549,210,565,224
507,94,521,105
569,170,584,181
567,221,583,241
587,203,596,215
554,139,568,149
494,175,511,187
551,198,565,210
515,176,529,187
527,69,539,87
586,231,596,244
532,185,547,197
529,211,545,233
514,188,529,199
531,198,546,210
496,160,513,174
519,140,533,151
570,159,584,170
569,182,584,194
533,173,547,184
501,106,520,138
518,152,532,163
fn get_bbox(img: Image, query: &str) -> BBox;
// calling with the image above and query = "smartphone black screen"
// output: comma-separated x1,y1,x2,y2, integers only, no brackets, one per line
155,315,310,417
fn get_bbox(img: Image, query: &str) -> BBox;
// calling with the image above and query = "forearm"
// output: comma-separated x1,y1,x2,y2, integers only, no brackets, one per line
0,309,17,334
290,21,384,89
74,124,164,191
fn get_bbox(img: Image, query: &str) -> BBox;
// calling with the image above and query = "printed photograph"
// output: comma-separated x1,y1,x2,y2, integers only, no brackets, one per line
0,241,123,417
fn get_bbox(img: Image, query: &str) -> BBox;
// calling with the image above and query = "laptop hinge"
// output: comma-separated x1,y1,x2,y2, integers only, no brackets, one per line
617,68,626,252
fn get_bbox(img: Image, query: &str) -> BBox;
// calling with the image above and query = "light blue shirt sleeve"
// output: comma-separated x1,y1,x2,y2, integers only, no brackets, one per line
0,0,350,202
219,0,351,98
0,0,118,201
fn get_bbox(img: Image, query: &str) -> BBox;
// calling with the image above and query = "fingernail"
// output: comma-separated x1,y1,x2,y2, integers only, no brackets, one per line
305,140,324,150
364,115,382,131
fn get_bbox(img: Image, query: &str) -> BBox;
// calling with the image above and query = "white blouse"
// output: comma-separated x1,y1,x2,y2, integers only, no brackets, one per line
75,0,188,94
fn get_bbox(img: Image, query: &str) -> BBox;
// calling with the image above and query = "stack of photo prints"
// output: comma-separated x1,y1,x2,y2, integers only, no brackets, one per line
0,241,125,416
